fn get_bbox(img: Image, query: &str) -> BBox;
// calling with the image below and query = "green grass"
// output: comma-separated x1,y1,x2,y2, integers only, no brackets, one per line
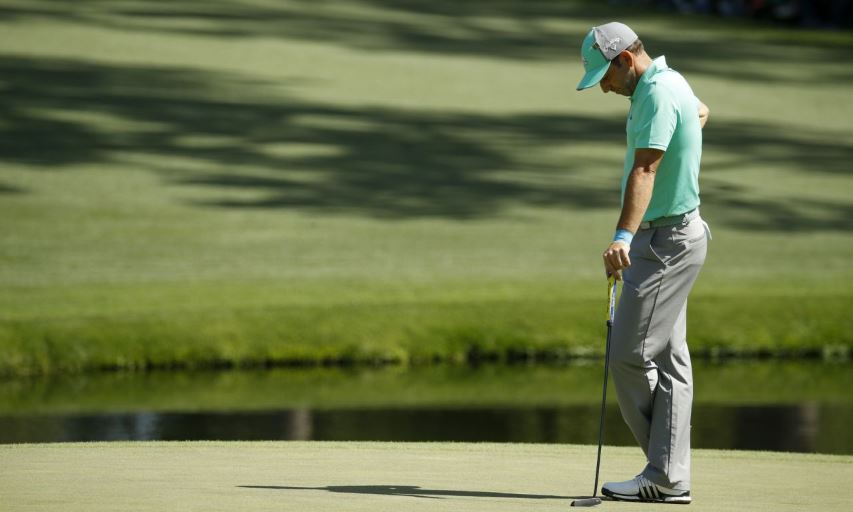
1,291,849,376
2,362,851,414
1,441,851,511
1,1,852,376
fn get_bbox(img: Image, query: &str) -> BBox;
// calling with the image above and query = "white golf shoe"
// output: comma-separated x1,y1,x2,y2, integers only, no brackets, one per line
601,475,691,504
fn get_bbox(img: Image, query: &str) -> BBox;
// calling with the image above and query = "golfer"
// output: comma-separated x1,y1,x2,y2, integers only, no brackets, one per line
576,22,710,504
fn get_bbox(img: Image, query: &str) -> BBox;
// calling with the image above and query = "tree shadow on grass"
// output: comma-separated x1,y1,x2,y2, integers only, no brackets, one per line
0,1,613,64
237,484,572,500
2,0,852,83
0,183,25,194
701,183,853,233
1,55,850,230
0,54,620,220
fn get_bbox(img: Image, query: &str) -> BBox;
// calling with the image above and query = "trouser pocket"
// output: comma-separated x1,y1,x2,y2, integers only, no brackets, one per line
650,217,708,264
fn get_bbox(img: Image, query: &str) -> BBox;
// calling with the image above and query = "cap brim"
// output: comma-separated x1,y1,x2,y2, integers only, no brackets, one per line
576,61,610,91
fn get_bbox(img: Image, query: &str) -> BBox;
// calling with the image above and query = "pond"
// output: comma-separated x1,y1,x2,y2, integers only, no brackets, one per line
0,361,850,454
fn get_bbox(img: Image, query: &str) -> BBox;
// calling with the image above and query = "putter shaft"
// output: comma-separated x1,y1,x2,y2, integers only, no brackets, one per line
592,278,617,497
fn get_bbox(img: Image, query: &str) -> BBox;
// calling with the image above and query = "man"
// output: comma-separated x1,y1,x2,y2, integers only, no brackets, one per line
576,22,711,504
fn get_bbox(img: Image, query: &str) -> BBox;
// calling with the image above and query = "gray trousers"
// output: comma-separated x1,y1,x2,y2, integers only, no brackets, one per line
610,212,709,491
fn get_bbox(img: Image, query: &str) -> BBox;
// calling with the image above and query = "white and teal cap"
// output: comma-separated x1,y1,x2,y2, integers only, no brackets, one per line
576,22,639,91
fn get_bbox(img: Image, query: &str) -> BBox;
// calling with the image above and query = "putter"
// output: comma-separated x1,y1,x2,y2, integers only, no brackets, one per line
571,275,617,508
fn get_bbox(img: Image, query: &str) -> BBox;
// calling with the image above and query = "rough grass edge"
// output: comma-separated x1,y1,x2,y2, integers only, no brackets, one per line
1,295,850,377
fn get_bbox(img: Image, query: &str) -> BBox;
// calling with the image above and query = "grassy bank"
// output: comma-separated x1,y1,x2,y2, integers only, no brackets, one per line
1,292,850,376
1,1,852,376
2,441,852,511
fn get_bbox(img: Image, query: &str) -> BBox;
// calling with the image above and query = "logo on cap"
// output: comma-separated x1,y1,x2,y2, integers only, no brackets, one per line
603,37,622,52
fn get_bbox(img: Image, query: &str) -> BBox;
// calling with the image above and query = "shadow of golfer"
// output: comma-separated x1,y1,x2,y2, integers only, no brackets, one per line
237,484,577,500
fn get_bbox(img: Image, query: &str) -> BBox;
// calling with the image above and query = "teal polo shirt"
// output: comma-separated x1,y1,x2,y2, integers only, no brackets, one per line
623,56,702,222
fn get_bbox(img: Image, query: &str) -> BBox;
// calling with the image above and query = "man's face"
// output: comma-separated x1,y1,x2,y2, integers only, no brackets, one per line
599,53,637,97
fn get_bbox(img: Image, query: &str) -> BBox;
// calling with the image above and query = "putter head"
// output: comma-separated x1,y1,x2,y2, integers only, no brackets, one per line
570,497,602,507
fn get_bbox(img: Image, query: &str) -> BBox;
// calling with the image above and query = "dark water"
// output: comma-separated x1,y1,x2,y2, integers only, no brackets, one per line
1,362,850,454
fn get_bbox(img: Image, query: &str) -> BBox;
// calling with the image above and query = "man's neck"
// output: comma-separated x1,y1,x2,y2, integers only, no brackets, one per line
633,52,654,79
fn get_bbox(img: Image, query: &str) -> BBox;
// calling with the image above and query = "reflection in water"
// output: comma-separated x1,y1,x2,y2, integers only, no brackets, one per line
1,362,850,453
1,404,849,454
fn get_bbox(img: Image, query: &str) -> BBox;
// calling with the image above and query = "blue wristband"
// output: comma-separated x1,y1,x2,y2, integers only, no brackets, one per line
613,228,634,246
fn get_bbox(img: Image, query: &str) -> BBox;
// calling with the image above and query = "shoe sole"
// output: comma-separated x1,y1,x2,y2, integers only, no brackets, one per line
602,488,692,504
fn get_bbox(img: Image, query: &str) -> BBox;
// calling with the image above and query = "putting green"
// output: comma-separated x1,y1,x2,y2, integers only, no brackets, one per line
1,442,850,511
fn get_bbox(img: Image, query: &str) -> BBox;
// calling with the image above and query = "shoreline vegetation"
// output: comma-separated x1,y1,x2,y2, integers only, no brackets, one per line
2,293,850,377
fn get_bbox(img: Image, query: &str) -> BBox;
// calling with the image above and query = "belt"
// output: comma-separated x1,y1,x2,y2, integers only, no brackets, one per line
638,209,699,230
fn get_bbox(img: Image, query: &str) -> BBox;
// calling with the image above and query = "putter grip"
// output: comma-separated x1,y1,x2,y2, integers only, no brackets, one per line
606,276,616,324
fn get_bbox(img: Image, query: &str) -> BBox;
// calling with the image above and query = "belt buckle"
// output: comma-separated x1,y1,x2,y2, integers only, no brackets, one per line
639,221,652,230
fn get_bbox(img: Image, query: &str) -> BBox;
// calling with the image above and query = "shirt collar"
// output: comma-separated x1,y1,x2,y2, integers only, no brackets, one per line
631,56,668,101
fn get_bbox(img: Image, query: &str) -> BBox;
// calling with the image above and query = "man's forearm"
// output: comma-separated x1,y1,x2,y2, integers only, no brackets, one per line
602,148,663,279
617,167,656,233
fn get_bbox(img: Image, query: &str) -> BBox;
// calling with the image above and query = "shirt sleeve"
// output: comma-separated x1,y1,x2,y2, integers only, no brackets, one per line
631,85,678,151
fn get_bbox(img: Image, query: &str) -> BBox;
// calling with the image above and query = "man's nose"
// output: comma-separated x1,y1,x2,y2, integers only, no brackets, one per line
600,80,609,93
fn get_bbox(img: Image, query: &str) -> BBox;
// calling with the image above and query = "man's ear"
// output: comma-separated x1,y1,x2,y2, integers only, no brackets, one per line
614,50,633,68
617,50,637,68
